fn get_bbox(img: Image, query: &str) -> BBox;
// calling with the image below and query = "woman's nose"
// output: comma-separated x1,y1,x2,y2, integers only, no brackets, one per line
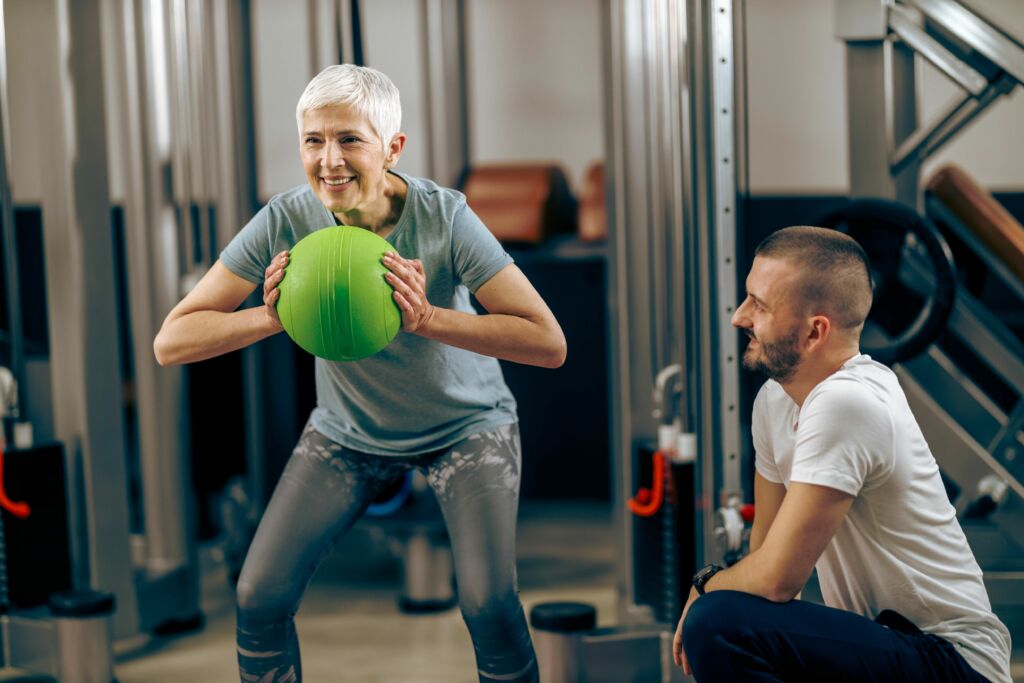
323,141,344,168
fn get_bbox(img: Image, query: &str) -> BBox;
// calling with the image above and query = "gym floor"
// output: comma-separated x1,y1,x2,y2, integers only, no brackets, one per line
114,501,618,683
4,501,1023,682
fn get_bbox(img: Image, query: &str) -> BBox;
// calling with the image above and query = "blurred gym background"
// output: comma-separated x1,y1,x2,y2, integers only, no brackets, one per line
0,0,1022,681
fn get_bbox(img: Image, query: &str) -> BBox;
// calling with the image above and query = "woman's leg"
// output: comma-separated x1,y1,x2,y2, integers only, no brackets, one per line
235,424,401,683
426,424,538,683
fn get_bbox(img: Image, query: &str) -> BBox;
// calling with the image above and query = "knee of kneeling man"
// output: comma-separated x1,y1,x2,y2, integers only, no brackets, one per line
682,590,745,644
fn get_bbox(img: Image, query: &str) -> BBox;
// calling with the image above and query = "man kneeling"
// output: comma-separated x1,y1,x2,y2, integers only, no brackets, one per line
674,226,1011,683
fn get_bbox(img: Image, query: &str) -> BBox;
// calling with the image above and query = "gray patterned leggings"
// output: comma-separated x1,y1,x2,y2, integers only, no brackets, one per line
235,422,537,683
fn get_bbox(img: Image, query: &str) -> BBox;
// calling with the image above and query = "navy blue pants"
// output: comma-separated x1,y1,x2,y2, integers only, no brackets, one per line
682,590,990,682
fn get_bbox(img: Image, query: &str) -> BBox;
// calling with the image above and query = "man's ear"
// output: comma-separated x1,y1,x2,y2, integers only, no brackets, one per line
806,314,831,352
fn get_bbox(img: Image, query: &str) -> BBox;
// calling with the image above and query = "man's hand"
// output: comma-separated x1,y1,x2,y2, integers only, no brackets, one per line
673,586,700,676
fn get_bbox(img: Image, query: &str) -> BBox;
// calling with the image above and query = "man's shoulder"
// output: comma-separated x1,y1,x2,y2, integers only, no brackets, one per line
811,355,896,408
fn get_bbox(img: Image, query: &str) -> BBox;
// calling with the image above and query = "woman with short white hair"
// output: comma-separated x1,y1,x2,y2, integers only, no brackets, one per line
154,63,565,683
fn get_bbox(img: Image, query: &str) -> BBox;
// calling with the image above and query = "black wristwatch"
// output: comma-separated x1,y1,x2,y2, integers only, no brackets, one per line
692,564,723,595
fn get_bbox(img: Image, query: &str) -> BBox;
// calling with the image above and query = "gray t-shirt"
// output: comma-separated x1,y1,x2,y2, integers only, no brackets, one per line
220,172,518,455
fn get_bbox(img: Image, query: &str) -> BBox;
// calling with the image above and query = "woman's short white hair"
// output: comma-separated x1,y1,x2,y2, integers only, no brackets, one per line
295,64,402,147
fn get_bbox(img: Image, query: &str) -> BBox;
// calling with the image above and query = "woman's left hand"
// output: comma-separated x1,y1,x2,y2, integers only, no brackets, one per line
382,251,436,333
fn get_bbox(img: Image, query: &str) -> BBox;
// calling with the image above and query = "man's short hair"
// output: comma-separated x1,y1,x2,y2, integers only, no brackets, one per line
755,226,873,334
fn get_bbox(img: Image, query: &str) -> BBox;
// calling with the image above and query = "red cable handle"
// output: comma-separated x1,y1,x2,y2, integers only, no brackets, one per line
0,443,31,519
629,451,666,517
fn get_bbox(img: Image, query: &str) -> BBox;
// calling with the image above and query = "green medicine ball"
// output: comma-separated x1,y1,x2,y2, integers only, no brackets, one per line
276,225,402,361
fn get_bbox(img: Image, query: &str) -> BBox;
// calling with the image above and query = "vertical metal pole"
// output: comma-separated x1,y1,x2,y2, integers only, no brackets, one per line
608,0,717,620
211,0,257,253
839,0,918,204
338,0,356,65
106,0,197,634
708,0,741,513
420,0,468,188
0,0,23,423
603,0,635,621
42,0,138,634
309,0,337,72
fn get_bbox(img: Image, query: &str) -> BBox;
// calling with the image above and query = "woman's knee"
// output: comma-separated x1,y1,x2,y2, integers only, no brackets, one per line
236,570,294,617
459,588,523,632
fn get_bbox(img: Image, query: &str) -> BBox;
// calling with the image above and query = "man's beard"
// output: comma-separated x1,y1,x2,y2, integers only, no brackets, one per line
742,329,802,383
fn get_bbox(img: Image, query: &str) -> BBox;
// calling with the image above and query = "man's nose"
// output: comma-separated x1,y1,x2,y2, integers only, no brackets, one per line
731,299,749,328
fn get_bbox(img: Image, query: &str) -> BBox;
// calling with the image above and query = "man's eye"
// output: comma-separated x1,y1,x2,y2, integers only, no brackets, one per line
305,137,321,144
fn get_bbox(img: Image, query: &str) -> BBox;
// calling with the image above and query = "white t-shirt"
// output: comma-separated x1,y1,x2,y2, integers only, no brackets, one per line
754,354,1011,683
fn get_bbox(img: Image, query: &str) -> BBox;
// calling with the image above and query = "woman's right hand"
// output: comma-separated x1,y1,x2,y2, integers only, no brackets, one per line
263,250,290,330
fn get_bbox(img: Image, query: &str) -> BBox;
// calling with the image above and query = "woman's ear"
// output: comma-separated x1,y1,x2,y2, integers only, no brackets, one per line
385,132,407,169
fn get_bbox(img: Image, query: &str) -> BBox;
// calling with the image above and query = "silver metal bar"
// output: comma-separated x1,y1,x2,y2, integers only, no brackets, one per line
899,368,1024,507
42,0,137,635
891,89,976,174
891,84,1002,175
907,0,1024,85
948,288,1024,394
604,0,637,622
646,0,669,374
169,0,195,279
191,0,216,264
843,40,919,203
710,0,741,501
112,0,195,632
889,3,988,96
667,0,689,410
308,0,340,72
419,0,468,189
338,0,355,65
914,83,1006,160
0,0,24,421
988,399,1024,464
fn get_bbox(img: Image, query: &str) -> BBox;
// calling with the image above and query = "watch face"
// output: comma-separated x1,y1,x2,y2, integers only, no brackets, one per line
694,564,720,593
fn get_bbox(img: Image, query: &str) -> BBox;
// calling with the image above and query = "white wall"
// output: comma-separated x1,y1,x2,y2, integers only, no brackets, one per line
8,1,1022,206
361,0,429,180
746,0,1024,193
466,0,605,190
6,0,58,204
252,0,311,200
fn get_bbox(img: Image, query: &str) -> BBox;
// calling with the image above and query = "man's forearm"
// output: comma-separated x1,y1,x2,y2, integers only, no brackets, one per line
702,549,800,603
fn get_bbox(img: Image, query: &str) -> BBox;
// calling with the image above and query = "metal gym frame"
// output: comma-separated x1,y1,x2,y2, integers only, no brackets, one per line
0,0,256,676
605,0,746,634
837,0,1024,608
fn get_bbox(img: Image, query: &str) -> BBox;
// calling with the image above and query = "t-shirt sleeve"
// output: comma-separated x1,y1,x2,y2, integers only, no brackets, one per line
752,385,783,484
219,202,279,284
789,379,893,496
451,202,514,293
